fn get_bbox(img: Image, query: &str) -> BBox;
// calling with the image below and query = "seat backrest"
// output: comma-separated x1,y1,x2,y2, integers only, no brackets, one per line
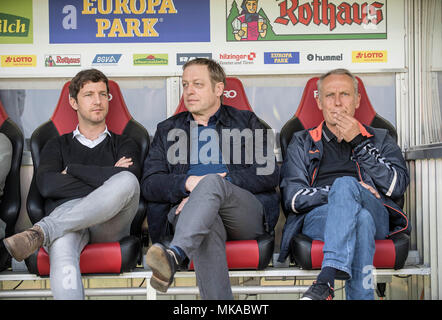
31,80,149,167
0,99,24,237
280,76,398,159
294,77,378,131
173,76,272,131
0,101,7,127
51,80,132,136
174,77,253,115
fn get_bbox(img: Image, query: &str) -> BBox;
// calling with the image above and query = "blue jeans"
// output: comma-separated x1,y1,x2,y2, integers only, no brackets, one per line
302,176,389,300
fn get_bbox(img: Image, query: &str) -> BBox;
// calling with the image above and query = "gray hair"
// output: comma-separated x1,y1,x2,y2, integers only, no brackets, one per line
317,68,358,99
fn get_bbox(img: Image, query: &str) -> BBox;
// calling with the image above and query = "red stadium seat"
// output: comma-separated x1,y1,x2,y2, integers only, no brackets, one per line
174,77,253,115
279,76,409,271
25,80,149,276
280,76,398,159
174,77,274,270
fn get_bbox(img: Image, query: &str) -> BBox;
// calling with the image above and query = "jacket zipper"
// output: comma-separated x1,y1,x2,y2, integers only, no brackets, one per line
310,167,317,186
355,155,409,237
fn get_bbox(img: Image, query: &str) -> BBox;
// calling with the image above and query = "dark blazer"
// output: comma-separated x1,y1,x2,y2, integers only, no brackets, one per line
141,105,280,243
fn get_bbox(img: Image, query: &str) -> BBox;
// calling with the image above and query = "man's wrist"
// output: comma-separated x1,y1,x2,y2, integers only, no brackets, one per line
349,133,367,148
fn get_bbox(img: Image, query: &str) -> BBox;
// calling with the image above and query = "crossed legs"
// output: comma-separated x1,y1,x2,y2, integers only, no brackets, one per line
302,176,389,300
27,171,139,299
158,174,265,300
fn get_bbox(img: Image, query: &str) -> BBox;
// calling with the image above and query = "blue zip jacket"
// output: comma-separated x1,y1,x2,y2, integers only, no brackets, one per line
278,121,410,263
141,105,280,243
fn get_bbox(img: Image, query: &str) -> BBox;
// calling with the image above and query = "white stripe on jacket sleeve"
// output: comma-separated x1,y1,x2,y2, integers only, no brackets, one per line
386,167,397,197
291,189,304,214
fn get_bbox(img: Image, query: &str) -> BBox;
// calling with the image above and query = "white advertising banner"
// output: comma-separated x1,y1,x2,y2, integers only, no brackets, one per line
218,0,403,75
0,0,406,78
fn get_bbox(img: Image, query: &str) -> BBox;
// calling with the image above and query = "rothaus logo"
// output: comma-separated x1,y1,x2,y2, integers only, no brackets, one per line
275,0,384,31
45,54,81,67
166,121,276,176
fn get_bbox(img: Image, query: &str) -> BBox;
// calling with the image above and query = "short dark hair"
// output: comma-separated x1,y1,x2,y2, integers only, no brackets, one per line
183,58,226,89
69,69,109,101
317,68,358,99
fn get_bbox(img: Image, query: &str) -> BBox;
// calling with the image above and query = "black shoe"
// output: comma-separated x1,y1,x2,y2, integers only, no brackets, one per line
145,243,179,292
301,281,334,300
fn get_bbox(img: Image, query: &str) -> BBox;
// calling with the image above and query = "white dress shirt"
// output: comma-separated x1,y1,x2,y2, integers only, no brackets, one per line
72,125,111,148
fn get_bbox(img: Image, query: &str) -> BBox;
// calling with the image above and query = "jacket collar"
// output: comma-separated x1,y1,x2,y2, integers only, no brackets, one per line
218,105,231,126
185,105,230,127
308,120,374,142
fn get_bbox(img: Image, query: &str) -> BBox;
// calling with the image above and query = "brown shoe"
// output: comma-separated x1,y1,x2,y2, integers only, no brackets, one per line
3,225,44,262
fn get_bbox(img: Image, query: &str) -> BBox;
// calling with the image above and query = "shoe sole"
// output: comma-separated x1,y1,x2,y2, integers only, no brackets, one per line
146,245,173,293
2,238,26,262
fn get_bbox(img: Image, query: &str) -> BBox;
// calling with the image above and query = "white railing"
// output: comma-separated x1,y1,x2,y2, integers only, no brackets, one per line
0,264,431,299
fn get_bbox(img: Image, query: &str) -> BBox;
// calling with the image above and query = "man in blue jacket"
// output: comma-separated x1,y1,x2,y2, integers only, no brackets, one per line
279,69,410,300
141,58,279,299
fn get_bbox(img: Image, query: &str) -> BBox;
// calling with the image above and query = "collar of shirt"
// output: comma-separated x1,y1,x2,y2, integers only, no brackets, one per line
187,107,222,126
322,123,337,143
72,125,111,148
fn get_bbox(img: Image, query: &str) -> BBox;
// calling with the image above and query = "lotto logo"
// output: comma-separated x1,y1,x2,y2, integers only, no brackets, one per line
1,55,36,67
352,51,387,63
